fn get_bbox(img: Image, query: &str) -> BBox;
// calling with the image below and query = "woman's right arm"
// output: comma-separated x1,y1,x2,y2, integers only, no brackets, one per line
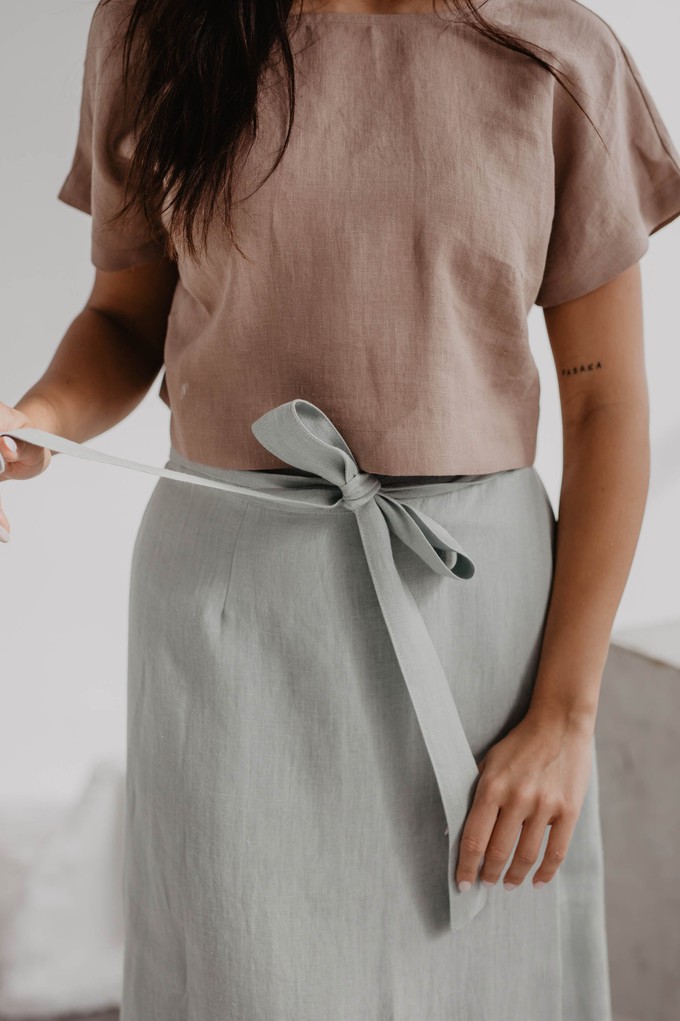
0,254,179,537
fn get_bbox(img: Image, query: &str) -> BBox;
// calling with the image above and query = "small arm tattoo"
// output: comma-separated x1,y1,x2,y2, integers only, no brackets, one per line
560,361,603,377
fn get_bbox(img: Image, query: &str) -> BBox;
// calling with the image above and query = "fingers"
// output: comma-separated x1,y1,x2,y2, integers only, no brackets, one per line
2,433,37,468
0,428,53,542
502,812,551,889
456,784,577,893
0,437,16,541
478,805,531,889
0,433,21,475
0,493,9,542
531,811,577,887
0,434,18,469
454,792,500,892
0,432,51,481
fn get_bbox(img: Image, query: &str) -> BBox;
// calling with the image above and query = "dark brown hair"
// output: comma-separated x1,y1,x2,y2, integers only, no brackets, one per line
101,0,598,264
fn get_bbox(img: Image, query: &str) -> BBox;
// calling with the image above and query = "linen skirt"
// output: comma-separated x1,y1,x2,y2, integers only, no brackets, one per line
121,399,612,1021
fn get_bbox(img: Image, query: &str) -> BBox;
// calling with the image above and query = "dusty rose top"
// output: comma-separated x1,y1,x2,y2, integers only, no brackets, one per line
57,0,680,474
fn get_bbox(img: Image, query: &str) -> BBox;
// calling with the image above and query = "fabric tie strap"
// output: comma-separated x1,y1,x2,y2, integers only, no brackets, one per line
1,398,489,931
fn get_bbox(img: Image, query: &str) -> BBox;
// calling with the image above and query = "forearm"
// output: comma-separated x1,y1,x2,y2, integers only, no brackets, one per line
527,400,650,736
12,307,162,442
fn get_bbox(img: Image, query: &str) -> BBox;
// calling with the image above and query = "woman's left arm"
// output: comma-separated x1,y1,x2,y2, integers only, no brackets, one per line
455,261,650,894
533,260,650,728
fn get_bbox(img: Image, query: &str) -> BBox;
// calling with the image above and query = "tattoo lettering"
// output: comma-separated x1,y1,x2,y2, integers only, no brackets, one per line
560,361,603,377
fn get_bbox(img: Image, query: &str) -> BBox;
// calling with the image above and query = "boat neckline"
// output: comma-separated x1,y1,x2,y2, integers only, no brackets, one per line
292,8,455,18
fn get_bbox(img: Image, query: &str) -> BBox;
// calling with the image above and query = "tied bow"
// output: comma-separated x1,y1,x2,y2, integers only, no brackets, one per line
250,399,477,582
1,398,489,931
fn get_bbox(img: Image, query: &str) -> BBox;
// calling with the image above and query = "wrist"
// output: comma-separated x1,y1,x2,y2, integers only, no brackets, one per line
14,387,64,434
526,695,597,739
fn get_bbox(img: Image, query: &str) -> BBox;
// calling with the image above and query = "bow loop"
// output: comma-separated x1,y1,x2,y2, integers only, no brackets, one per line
251,399,476,580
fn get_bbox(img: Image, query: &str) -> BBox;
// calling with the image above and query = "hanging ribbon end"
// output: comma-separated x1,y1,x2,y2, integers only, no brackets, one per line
448,869,489,933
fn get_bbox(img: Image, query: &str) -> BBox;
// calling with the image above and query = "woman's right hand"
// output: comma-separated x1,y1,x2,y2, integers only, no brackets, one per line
0,401,53,542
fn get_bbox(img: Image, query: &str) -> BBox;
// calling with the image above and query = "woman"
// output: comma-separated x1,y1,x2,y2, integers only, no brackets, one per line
2,0,680,1017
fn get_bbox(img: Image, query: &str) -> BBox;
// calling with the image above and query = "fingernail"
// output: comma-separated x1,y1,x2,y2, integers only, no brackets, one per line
0,526,10,543
503,882,518,891
457,880,471,893
3,436,17,453
533,881,546,889
481,879,495,888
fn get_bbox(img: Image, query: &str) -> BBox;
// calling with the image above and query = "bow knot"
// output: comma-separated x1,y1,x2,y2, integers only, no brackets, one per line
339,472,382,511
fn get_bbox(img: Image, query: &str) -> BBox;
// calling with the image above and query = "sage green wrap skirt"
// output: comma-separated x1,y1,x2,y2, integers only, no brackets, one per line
119,399,612,1020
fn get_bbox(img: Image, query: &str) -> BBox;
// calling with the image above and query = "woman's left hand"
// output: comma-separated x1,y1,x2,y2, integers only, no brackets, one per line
454,712,595,892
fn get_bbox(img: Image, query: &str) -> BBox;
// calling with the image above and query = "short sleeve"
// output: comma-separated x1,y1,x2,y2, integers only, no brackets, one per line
534,26,680,309
57,0,169,271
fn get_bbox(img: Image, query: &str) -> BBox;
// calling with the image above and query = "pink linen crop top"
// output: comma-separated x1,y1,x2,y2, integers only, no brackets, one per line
56,0,680,474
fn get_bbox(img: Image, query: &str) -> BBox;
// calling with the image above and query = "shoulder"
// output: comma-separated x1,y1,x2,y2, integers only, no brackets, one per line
91,0,135,35
84,0,136,61
487,0,631,100
83,0,142,86
489,0,624,50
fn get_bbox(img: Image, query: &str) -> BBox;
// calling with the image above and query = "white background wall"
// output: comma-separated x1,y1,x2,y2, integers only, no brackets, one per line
1,0,679,806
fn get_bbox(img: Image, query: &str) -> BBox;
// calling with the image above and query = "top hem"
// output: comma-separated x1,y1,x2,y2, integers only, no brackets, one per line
166,442,535,482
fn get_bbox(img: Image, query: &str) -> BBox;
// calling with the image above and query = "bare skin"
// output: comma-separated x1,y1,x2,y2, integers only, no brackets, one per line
0,256,178,487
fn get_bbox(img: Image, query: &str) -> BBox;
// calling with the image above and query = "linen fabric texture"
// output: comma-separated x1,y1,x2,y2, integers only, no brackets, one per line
57,0,680,475
123,420,611,1020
